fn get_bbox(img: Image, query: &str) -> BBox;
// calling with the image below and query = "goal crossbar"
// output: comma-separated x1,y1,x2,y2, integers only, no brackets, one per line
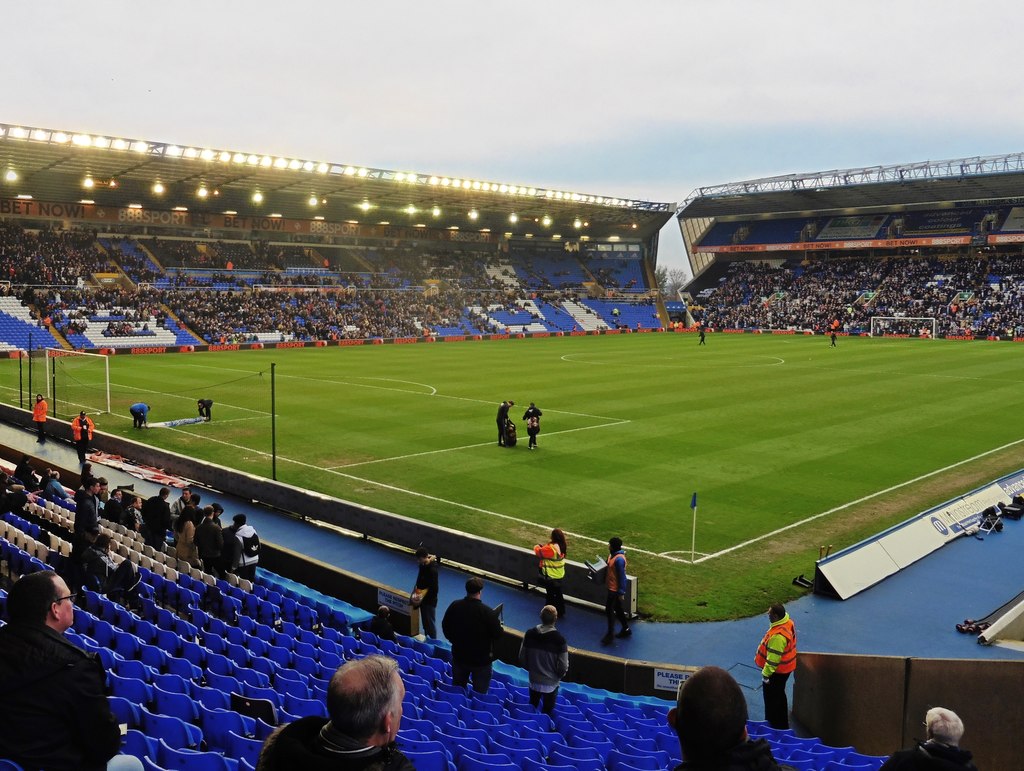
44,348,111,414
869,316,937,339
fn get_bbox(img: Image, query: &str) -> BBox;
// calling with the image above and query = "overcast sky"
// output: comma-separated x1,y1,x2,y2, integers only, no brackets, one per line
8,1,1024,274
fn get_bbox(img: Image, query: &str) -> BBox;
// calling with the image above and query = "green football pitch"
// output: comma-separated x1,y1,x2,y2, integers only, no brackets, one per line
9,334,1024,621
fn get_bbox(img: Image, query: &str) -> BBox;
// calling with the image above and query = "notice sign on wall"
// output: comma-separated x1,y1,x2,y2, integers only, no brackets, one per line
654,668,691,693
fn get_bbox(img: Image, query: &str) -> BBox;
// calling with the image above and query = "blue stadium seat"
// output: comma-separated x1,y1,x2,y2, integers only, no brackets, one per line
122,729,158,762
152,685,200,723
108,672,154,705
488,734,544,766
401,748,453,771
157,738,233,771
455,749,515,771
140,708,203,750
227,731,264,768
108,695,142,728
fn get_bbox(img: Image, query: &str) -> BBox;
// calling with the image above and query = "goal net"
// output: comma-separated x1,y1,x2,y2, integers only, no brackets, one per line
43,348,111,417
869,316,937,339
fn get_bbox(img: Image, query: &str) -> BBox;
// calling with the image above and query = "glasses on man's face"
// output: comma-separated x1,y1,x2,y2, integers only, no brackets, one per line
54,593,77,605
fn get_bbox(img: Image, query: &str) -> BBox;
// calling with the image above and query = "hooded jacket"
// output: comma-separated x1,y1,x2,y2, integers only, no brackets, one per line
256,716,414,771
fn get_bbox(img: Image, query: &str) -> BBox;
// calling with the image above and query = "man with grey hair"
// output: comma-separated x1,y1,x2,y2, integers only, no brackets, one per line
880,707,978,770
257,654,413,770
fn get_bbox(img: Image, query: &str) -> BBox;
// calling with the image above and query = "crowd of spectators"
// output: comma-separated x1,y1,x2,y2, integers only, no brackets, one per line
0,223,111,285
697,254,1024,337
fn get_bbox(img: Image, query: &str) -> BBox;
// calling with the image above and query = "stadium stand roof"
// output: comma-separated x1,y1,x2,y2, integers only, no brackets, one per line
0,122,673,242
679,151,1024,218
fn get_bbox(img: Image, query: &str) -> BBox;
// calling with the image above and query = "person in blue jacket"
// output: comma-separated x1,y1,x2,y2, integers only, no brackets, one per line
129,402,150,429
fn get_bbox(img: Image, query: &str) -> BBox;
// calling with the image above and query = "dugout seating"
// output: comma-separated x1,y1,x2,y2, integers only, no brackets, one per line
0,500,893,771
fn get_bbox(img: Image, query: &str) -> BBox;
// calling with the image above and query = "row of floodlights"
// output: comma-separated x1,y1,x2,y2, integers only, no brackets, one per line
0,125,640,208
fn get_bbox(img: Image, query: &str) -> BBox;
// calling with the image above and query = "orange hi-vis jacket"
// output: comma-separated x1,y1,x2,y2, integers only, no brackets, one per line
32,399,48,422
755,614,797,677
606,551,627,594
72,415,95,441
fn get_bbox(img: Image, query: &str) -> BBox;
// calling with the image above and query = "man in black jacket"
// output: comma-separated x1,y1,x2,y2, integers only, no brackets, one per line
442,576,503,693
141,486,172,549
496,399,514,446
879,707,978,770
72,476,102,562
411,546,439,639
0,571,141,771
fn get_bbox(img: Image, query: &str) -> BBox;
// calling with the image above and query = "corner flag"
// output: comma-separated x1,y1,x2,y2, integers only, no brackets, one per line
690,492,697,510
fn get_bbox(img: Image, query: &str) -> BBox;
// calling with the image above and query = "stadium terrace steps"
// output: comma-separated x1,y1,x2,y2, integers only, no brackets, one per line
561,300,607,331
0,296,60,351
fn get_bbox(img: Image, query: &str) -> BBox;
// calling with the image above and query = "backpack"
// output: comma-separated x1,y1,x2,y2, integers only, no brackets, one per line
241,532,261,559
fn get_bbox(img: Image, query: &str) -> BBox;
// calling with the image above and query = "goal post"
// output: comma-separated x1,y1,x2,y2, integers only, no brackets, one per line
43,348,111,417
869,316,937,339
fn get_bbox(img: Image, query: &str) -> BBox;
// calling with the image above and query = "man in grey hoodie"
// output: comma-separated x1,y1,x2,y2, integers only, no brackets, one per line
518,604,568,714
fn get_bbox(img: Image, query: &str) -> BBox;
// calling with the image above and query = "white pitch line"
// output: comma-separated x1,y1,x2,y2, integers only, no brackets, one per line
108,379,271,417
327,420,631,469
693,434,1024,564
171,362,629,422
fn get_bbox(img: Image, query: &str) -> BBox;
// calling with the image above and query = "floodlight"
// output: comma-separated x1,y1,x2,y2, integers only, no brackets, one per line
83,177,95,189
173,206,188,212
200,149,214,161
79,199,94,204
360,201,371,211
274,158,288,168
573,219,582,229
377,220,390,225
223,210,237,215
152,182,165,194
527,188,536,196
4,169,17,182
252,192,264,203
111,138,127,150
302,161,314,171
344,166,356,176
441,178,451,186
555,192,564,200
524,233,533,239
9,127,27,139
415,224,426,228
448,226,459,230
108,179,117,188
499,184,508,193
166,146,182,157
480,228,491,233
545,190,554,198
405,205,417,215
73,134,91,146
468,210,479,220
233,153,246,164
128,203,142,209
450,179,460,187
132,141,149,153
608,235,620,241
432,206,441,217
53,132,69,143
314,215,325,221
631,223,638,229
269,213,282,218
288,160,301,170
93,137,111,149
463,180,473,189
508,213,518,224
219,151,231,162
429,176,439,185
197,186,209,198
16,194,32,200
552,234,562,239
395,173,406,182
247,155,260,165
541,216,552,227
32,129,49,141
317,163,328,173
357,168,368,177
571,193,580,202
309,195,318,206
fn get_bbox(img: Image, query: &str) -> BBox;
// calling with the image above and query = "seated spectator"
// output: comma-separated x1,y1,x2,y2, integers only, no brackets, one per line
368,605,396,642
44,468,70,501
0,571,143,770
13,454,42,491
104,487,125,526
82,534,142,608
669,665,794,770
880,707,978,770
257,654,413,770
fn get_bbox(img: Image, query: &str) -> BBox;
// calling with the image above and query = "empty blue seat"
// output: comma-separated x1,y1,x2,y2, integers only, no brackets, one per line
108,695,142,728
455,749,515,771
108,672,153,705
152,685,200,723
197,703,255,752
157,738,233,771
140,708,203,750
227,731,264,768
401,748,452,771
